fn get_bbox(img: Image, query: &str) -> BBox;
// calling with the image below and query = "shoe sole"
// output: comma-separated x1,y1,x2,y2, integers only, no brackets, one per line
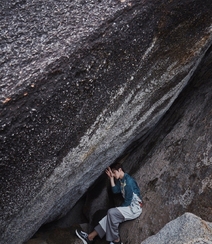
75,230,88,244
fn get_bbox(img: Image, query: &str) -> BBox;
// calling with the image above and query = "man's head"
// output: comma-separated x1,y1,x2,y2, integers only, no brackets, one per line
110,163,125,179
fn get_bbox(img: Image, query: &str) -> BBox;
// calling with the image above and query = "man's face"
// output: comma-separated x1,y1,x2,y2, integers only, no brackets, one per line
112,168,121,179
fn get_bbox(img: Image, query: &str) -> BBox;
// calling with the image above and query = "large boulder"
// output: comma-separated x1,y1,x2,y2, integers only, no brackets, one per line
1,0,212,243
141,212,212,244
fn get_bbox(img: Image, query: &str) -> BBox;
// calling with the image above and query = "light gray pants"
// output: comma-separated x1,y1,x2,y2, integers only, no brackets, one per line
94,206,142,242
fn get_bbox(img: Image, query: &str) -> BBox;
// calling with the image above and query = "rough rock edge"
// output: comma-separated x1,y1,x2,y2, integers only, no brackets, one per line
141,212,212,244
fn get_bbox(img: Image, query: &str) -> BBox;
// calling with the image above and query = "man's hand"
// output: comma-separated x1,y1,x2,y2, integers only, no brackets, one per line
105,167,115,187
105,167,113,179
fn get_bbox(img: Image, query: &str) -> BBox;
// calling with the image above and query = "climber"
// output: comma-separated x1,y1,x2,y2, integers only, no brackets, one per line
75,162,142,244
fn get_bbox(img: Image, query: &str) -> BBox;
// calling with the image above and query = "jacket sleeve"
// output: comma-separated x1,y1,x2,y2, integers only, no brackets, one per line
112,182,121,194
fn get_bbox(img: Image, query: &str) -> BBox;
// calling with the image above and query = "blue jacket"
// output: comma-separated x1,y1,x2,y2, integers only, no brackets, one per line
112,173,142,207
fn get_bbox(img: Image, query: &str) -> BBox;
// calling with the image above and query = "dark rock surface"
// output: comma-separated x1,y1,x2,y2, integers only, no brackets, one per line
1,0,212,243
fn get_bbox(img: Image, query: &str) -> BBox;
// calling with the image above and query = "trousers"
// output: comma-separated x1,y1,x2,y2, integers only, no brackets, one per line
94,206,142,242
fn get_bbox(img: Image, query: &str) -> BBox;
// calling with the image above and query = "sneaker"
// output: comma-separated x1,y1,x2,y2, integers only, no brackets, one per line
75,229,93,244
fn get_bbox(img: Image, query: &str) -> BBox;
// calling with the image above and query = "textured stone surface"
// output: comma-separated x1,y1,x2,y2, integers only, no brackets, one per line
119,46,212,242
141,213,212,244
1,0,212,243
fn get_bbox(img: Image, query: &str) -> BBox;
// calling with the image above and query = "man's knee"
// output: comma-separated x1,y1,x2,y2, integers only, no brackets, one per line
107,208,117,217
107,207,124,224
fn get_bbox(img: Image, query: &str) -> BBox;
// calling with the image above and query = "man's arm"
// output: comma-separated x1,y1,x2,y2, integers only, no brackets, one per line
105,167,115,186
105,167,121,193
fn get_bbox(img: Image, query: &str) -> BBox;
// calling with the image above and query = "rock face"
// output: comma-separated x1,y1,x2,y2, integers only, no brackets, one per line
119,45,212,242
1,0,212,243
141,213,212,244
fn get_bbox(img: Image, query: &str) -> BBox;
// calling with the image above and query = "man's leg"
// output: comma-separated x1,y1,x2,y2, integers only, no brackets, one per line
94,215,107,239
93,208,124,241
105,208,125,242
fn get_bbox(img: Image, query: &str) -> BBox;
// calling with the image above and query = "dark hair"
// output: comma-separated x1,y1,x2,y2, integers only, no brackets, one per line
110,162,124,172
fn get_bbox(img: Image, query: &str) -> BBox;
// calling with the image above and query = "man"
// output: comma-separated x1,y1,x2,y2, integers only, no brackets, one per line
76,163,142,244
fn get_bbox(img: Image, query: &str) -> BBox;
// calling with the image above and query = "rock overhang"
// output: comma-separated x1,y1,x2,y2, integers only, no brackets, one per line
1,0,212,243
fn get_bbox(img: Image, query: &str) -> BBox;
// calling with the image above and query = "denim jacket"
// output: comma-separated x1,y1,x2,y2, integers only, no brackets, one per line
112,173,142,207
